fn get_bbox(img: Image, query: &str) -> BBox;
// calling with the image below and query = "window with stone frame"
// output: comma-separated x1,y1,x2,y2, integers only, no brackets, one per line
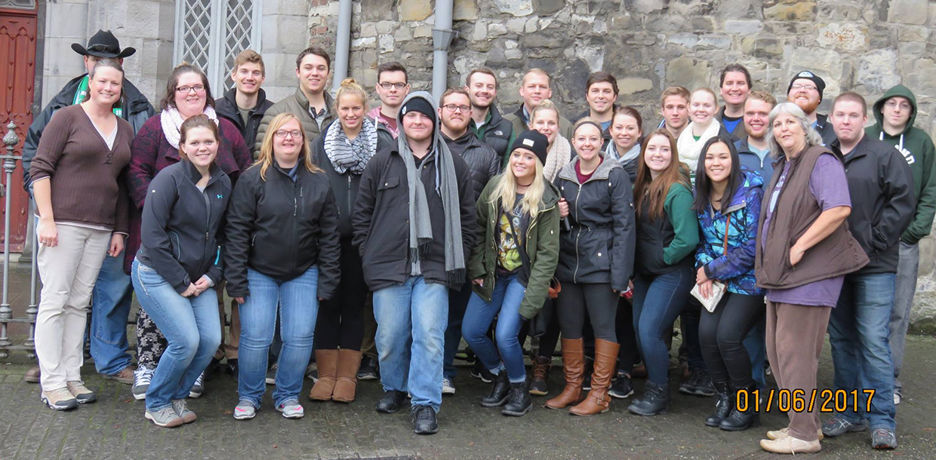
173,0,262,99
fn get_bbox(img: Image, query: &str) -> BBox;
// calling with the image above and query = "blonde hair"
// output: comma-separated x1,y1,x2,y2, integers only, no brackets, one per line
334,77,368,113
257,113,321,180
529,99,560,125
490,154,546,220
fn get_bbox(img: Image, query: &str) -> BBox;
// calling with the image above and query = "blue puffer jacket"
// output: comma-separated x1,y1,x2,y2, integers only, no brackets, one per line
696,170,764,295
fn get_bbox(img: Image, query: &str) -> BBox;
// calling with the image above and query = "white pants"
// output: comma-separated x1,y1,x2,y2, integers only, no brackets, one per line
35,224,110,390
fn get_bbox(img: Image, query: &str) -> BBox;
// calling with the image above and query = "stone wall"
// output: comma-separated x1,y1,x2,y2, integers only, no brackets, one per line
309,0,936,331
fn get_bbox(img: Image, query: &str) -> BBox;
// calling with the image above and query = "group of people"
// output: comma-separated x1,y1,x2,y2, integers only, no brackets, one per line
20,29,934,455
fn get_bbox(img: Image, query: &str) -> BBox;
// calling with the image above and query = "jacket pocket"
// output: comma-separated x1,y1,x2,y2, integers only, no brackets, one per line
378,176,400,191
168,231,182,260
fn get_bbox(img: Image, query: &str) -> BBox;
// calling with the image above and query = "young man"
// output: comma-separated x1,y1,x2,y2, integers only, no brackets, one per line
786,70,836,145
658,86,691,139
438,88,500,395
866,85,936,405
352,92,476,434
256,47,335,153
216,49,273,157
573,71,619,140
736,90,776,181
716,64,752,140
824,92,914,450
21,30,156,385
464,68,513,158
368,61,410,138
505,68,572,139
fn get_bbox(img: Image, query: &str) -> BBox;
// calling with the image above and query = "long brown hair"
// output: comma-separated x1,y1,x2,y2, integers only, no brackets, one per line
634,129,690,221
256,113,321,180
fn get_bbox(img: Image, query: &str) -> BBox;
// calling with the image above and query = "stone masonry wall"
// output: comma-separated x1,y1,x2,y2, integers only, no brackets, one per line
306,0,936,331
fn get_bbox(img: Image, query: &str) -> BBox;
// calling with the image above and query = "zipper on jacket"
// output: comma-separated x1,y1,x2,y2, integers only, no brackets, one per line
202,189,212,271
347,175,353,218
572,183,583,283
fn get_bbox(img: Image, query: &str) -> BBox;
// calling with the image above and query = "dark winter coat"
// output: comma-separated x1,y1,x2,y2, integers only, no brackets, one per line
469,105,514,159
443,132,501,202
215,88,273,157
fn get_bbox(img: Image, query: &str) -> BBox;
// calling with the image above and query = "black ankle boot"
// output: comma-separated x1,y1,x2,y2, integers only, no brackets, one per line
502,382,532,416
627,381,669,416
705,382,731,427
720,383,758,431
481,372,510,407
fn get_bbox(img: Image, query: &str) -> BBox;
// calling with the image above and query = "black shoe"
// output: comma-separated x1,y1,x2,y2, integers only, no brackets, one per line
376,390,407,413
481,372,510,407
470,361,494,383
357,355,379,380
627,382,669,416
411,405,438,435
692,369,716,397
720,383,758,431
705,382,731,427
609,371,634,399
678,369,700,395
502,382,532,416
225,359,238,378
528,376,548,396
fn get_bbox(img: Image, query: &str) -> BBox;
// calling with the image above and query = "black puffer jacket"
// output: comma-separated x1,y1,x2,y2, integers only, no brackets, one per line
443,132,500,202
215,88,273,156
224,160,341,300
469,105,513,158
832,135,915,274
137,161,230,293
554,156,636,290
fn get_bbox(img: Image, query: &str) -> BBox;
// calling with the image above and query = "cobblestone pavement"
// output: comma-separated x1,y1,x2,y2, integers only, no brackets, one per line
0,334,934,459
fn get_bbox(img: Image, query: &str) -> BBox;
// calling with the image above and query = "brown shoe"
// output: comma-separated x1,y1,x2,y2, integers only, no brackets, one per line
545,338,584,409
103,365,136,385
570,339,619,416
24,365,41,383
529,356,551,396
630,363,647,379
332,349,361,403
308,349,338,401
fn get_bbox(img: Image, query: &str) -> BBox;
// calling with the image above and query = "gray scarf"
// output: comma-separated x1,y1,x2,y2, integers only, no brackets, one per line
397,100,465,284
324,118,377,174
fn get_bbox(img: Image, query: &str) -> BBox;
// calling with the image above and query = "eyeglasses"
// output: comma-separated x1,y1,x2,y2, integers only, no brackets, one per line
378,82,408,90
176,84,206,94
274,129,302,139
790,83,817,92
442,104,471,113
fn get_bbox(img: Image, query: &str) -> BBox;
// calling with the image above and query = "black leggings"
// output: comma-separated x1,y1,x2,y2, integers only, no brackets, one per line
556,282,618,342
698,291,764,387
615,297,639,371
314,240,366,350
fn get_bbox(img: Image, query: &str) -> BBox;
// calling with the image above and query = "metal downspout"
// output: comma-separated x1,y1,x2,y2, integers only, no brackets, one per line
332,0,353,93
432,0,454,102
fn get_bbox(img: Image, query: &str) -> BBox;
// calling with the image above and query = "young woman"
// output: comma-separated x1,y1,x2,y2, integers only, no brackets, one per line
225,113,341,420
30,59,133,410
462,130,559,416
692,138,765,431
676,88,727,178
530,100,572,183
309,78,381,403
606,106,643,181
628,129,699,416
131,115,230,427
546,121,635,416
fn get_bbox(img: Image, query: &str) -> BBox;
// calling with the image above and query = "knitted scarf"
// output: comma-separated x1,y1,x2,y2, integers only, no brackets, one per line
161,106,219,149
543,134,572,183
676,120,721,173
324,117,378,174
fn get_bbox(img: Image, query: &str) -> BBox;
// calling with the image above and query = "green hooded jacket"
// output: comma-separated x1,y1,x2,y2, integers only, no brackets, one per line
467,175,560,319
866,85,936,244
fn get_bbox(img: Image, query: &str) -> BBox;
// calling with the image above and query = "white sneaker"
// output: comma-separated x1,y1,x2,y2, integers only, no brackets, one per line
276,399,304,419
233,399,257,420
442,378,456,395
188,372,205,398
132,366,154,401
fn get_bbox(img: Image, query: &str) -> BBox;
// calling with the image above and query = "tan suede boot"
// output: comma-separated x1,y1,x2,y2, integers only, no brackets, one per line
545,338,584,409
331,349,361,403
308,349,338,401
570,339,619,416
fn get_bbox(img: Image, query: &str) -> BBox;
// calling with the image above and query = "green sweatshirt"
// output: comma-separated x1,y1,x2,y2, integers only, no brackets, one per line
662,183,699,265
866,85,936,244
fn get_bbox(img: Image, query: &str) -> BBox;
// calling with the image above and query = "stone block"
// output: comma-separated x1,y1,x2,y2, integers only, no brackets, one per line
629,0,666,14
505,48,523,61
902,58,936,99
378,34,395,53
351,36,377,48
665,56,711,90
817,23,868,52
398,0,432,22
124,0,166,40
763,0,816,22
617,77,653,95
375,21,396,35
740,36,783,59
667,34,698,48
856,49,901,94
898,25,929,43
533,0,565,16
471,20,488,41
394,25,413,41
898,41,925,60
724,19,763,35
888,0,927,25
787,47,843,82
488,23,508,36
413,25,432,38
507,18,527,34
697,35,732,50
263,0,310,16
493,0,534,17
361,23,377,37
262,15,311,52
46,2,89,39
525,18,539,33
454,0,479,21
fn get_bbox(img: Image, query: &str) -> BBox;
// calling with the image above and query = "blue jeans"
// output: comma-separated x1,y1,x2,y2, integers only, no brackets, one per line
238,267,319,407
373,276,448,412
828,272,897,431
462,274,527,383
131,259,221,411
632,267,693,387
743,317,767,388
90,253,134,375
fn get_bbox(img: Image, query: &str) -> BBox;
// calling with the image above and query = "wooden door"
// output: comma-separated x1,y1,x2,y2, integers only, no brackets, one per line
0,4,37,252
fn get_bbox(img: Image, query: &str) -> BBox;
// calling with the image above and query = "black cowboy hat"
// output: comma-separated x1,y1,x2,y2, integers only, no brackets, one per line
71,30,136,58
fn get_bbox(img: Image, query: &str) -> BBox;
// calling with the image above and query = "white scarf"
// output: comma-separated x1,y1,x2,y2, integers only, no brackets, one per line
676,120,721,173
543,134,572,183
160,106,219,149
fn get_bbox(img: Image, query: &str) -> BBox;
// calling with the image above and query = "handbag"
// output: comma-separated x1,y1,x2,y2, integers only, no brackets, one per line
691,214,730,313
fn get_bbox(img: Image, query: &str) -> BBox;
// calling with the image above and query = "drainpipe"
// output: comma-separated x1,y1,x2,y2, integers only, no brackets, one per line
332,0,353,94
431,0,454,103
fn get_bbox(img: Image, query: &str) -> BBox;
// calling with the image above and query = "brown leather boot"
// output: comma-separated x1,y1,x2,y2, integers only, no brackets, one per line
545,338,584,409
331,349,361,403
570,339,619,416
308,349,338,401
529,355,551,396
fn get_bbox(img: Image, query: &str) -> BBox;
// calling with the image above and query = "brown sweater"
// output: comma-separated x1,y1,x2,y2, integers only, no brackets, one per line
29,104,132,233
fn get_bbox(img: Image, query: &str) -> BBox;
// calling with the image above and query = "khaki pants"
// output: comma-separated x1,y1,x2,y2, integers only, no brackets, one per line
215,282,240,360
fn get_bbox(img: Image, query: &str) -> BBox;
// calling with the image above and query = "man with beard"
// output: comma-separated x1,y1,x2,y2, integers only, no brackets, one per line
716,64,752,141
786,70,836,145
505,68,572,141
438,88,500,395
658,86,691,140
368,61,410,138
465,68,513,158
